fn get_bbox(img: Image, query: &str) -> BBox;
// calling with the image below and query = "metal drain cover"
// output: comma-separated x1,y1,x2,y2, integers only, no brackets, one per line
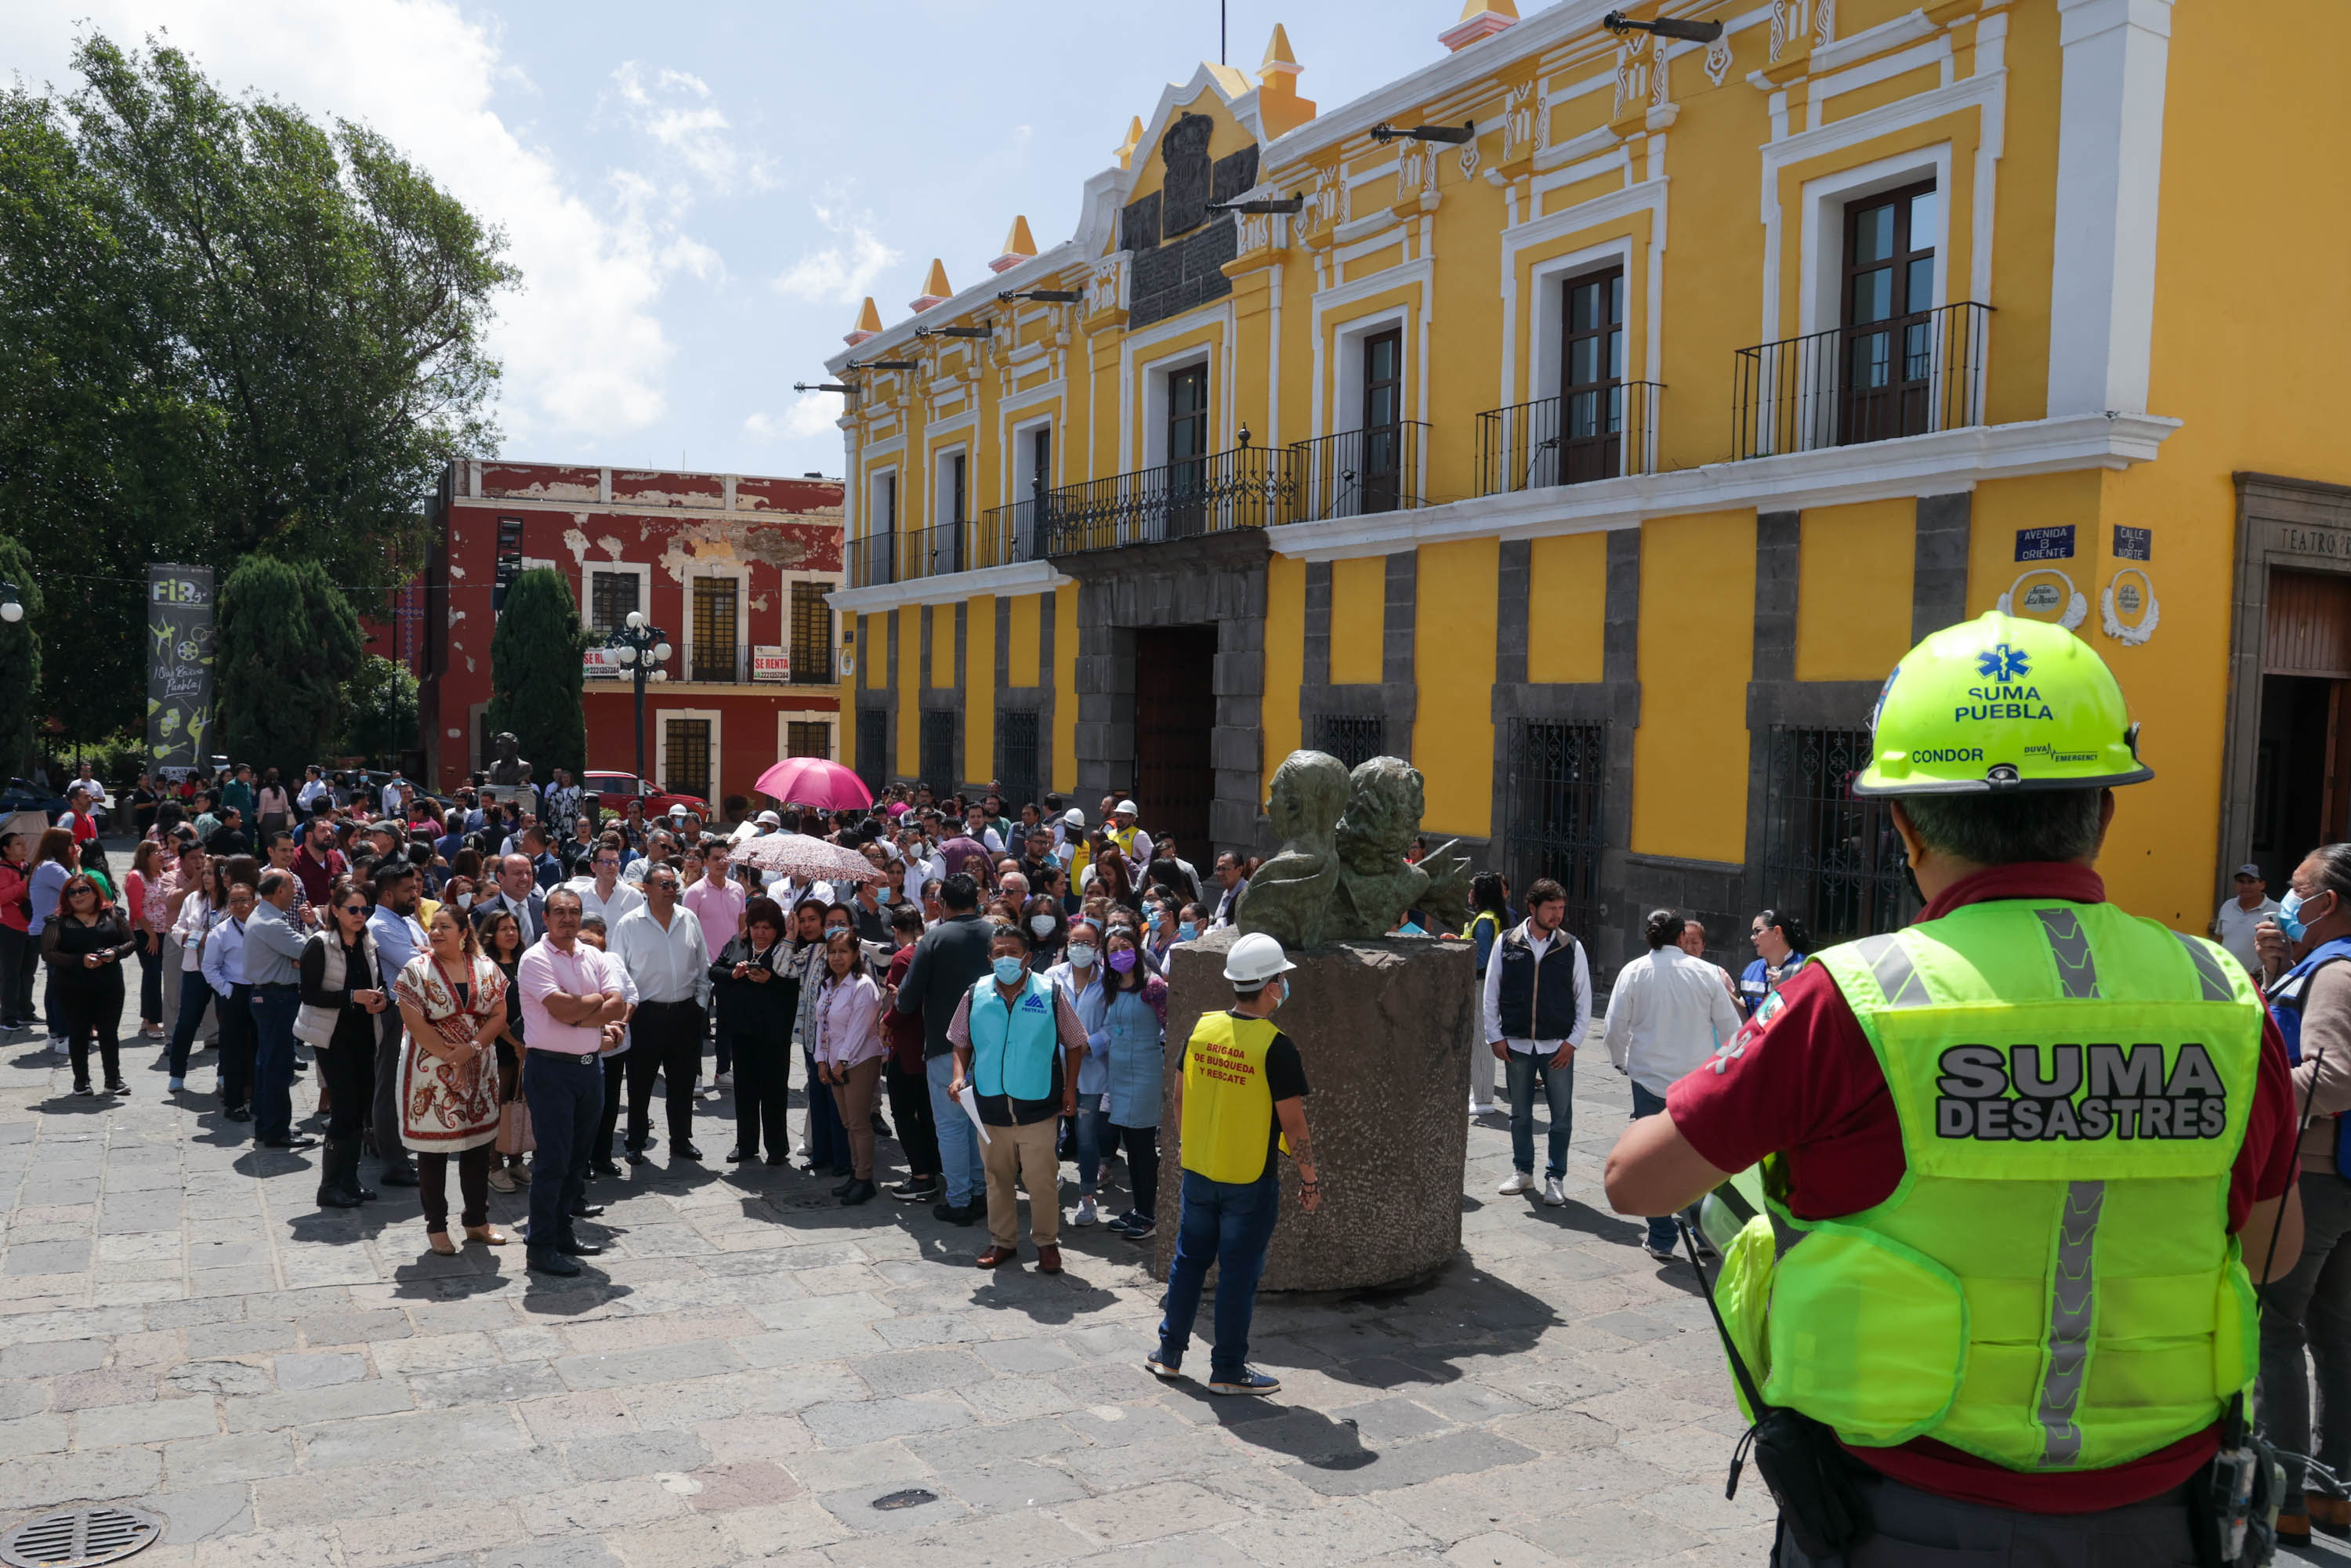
2,1507,164,1568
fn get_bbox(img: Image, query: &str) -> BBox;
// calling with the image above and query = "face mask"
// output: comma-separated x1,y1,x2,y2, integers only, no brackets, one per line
1177,922,1197,943
1029,914,1057,937
1107,948,1139,974
992,955,1026,985
455,892,473,909
1268,980,1288,1010
1067,943,1096,968
2282,888,2328,943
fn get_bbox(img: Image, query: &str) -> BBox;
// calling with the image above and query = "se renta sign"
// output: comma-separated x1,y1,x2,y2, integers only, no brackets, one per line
752,646,791,683
2015,526,2077,563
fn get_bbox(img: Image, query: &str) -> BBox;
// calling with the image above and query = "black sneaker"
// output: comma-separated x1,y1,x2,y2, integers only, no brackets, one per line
889,1177,941,1202
931,1199,979,1225
71,1084,96,1098
223,1103,252,1122
107,1081,131,1097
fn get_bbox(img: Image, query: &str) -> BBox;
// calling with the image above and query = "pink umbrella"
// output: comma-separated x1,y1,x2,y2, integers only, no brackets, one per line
752,756,873,810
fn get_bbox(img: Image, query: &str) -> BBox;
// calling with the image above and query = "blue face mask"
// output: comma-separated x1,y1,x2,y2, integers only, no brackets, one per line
1177,922,1197,942
2281,888,2327,943
992,955,1027,985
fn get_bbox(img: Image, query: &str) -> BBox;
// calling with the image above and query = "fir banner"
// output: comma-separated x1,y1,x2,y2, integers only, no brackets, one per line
147,563,215,779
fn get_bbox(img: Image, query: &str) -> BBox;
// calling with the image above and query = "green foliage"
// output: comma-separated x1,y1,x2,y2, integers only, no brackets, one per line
0,538,42,779
487,568,587,781
0,34,515,742
215,557,364,776
339,654,419,767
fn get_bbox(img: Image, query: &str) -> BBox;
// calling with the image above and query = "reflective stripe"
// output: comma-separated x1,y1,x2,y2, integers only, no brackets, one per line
2036,1179,2105,1468
2034,908,2102,1000
1854,935,1932,1009
2176,934,2237,1004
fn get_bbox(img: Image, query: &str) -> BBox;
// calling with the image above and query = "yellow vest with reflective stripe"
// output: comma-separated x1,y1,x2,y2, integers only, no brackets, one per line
1180,1012,1281,1184
1717,900,2265,1472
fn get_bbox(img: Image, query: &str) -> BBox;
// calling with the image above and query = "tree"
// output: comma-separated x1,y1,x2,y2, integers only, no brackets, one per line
0,34,515,742
487,568,587,781
214,557,364,777
0,537,44,780
339,654,418,767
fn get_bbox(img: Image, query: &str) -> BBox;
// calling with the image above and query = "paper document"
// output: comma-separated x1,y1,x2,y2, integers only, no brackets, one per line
956,1085,991,1146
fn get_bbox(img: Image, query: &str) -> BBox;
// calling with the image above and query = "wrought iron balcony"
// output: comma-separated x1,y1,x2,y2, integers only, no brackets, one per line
847,532,895,588
1040,444,1301,556
1292,422,1428,520
898,522,964,581
971,502,1045,570
1734,300,1991,461
1475,384,1663,497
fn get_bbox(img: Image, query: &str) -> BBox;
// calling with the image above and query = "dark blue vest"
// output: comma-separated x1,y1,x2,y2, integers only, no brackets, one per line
2269,936,2351,1179
1495,925,1581,1040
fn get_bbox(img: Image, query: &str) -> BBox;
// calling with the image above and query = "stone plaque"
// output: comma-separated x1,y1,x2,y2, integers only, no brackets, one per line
1211,145,1261,207
1121,190,1161,253
1160,114,1214,236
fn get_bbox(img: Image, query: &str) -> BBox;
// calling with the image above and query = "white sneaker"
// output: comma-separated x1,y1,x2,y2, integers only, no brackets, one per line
49,1038,65,1059
1541,1176,1567,1207
168,1077,185,1092
1074,1195,1099,1226
1468,1099,1498,1117
715,1070,734,1085
1497,1171,1534,1196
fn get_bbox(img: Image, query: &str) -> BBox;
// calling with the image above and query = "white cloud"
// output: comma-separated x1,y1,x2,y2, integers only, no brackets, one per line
771,202,897,306
611,60,763,194
0,0,681,444
743,393,842,444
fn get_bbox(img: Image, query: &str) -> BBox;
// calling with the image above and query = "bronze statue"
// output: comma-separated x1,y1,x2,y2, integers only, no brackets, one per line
1233,750,1349,949
487,732,529,787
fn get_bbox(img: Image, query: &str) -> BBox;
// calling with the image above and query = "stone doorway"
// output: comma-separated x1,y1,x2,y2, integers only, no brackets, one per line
1134,626,1217,854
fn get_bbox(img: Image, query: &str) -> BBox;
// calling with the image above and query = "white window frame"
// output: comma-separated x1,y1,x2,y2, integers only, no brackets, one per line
1527,238,1638,403
579,562,653,633
1139,345,1212,471
775,708,841,763
654,707,723,803
1797,147,1951,341
932,445,969,532
1009,415,1056,504
676,563,751,683
1331,306,1412,434
867,466,900,541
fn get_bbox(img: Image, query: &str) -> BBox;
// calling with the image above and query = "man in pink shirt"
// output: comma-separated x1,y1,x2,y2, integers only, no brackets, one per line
679,838,747,961
516,887,631,1277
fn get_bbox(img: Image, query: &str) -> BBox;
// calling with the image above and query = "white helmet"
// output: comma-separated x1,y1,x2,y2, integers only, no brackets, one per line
1223,932,1297,985
1114,799,1139,817
1063,807,1085,828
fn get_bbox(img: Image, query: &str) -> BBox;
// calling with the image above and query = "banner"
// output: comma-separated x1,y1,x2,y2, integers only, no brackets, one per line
752,646,791,683
147,564,215,779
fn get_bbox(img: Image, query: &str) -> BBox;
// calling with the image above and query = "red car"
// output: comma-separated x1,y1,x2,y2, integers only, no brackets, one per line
585,771,709,822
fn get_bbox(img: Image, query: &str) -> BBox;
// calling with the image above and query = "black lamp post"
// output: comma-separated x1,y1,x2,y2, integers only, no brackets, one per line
602,610,672,790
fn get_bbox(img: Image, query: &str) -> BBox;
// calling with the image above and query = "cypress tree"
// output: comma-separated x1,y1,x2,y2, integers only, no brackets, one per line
214,556,364,777
486,567,587,780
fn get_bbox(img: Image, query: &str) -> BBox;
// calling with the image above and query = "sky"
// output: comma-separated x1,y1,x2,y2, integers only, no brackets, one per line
0,0,1491,483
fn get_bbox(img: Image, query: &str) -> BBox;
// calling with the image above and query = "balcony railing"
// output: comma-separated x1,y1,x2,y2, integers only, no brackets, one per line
971,501,1045,570
899,521,964,580
1292,422,1429,520
848,532,895,588
1041,444,1301,556
1735,300,1991,461
1476,384,1663,497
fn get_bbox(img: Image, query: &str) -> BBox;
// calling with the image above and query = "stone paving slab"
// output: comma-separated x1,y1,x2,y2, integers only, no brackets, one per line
0,998,1777,1566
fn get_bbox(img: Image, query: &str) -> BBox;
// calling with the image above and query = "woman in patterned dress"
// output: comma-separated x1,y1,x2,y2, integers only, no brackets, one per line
392,905,508,1255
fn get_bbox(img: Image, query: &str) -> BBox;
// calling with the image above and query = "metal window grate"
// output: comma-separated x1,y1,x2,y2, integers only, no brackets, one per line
588,570,639,635
690,578,739,683
1315,715,1387,772
2,1507,165,1568
1509,722,1607,940
790,581,835,685
997,711,1040,814
920,710,957,796
855,708,888,795
785,722,831,760
662,719,712,802
1759,726,1914,943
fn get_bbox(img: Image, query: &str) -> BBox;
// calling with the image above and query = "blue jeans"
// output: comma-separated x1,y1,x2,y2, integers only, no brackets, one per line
168,969,216,1077
248,984,302,1142
1505,1048,1573,1179
926,1051,984,1206
803,1046,852,1171
1157,1168,1281,1379
1629,1082,1685,1252
524,1049,604,1259
1073,1103,1115,1193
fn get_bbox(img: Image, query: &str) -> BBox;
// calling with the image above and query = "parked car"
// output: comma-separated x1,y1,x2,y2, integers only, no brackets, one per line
585,772,710,822
0,780,69,826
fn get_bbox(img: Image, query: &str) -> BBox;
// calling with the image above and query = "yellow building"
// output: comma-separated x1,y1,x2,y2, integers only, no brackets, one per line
826,0,2351,977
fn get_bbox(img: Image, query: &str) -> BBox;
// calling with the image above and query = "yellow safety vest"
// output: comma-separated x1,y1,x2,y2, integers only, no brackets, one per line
1180,1011,1284,1184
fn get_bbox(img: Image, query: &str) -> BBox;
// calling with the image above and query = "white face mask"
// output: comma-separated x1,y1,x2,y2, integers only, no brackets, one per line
1067,943,1096,968
1030,914,1057,937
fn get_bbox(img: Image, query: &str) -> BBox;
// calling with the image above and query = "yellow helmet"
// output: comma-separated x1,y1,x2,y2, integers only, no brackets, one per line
1851,612,2153,797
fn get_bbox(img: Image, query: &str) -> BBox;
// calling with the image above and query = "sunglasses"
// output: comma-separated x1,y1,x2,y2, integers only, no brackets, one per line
67,889,94,898
339,904,368,916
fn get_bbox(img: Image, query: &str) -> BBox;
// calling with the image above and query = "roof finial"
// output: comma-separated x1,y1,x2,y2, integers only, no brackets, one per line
909,259,951,313
1440,0,1520,52
844,297,882,346
1116,115,1143,171
1255,23,1317,138
989,216,1038,274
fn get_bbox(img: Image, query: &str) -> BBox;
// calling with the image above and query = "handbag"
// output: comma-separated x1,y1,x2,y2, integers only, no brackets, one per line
495,1078,534,1155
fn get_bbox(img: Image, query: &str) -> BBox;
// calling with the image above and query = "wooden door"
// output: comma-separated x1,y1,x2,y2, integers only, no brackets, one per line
1134,626,1218,853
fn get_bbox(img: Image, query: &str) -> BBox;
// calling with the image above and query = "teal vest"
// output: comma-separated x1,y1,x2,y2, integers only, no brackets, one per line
969,972,1060,1100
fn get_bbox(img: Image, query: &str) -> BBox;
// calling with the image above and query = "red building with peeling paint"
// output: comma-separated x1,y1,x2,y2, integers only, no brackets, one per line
418,459,846,801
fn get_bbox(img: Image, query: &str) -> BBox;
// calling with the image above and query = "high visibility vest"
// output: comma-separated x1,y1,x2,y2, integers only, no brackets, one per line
2266,935,2351,1179
1107,824,1142,860
1713,899,2265,1472
967,972,1060,1101
1180,1011,1283,1184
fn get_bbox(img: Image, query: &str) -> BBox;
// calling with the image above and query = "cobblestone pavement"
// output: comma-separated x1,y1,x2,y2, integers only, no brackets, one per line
0,999,1777,1568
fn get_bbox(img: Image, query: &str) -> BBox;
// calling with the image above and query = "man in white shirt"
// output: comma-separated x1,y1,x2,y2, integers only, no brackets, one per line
199,882,256,1116
565,842,645,928
610,867,712,1164
2213,863,2280,977
1597,908,1742,1260
516,886,630,1276
295,766,328,813
364,863,430,1187
1480,878,1592,1208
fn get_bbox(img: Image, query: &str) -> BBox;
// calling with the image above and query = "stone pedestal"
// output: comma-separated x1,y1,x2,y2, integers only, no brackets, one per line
1153,928,1476,1292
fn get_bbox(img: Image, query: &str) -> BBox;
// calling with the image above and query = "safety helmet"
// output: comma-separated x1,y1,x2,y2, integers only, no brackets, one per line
1852,610,2153,797
1114,799,1139,817
1223,932,1297,985
1063,807,1084,828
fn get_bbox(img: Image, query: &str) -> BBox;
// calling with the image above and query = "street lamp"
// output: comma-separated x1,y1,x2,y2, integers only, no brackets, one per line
0,582,24,624
602,610,673,793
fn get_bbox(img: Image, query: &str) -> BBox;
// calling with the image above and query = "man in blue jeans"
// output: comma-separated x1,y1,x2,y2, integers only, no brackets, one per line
1148,932,1317,1397
1480,878,1592,1208
893,875,994,1223
243,871,315,1150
